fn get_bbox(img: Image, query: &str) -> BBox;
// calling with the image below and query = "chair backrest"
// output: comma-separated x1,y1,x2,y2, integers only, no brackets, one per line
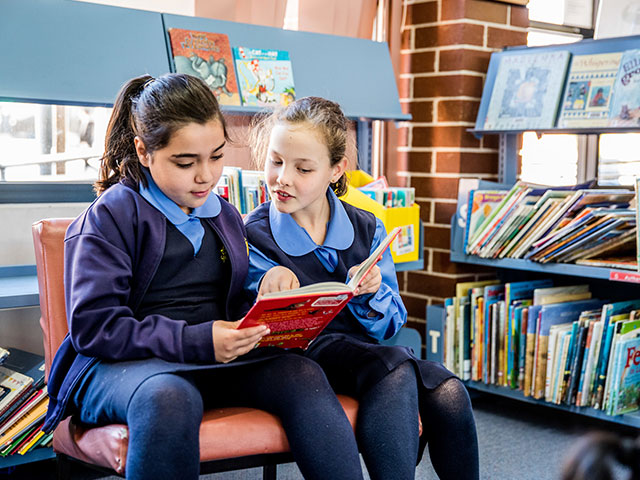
32,218,74,381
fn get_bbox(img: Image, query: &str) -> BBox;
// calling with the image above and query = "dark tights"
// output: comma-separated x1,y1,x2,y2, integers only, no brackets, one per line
109,356,363,480
354,363,479,480
421,377,479,480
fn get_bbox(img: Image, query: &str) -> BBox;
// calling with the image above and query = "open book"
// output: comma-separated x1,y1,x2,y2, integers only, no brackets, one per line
238,227,401,349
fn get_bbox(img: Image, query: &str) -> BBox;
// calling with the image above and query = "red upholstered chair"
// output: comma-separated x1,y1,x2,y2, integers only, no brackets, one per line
32,218,360,479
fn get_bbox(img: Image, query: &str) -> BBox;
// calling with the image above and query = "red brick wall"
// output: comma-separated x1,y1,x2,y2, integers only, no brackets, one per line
392,0,529,329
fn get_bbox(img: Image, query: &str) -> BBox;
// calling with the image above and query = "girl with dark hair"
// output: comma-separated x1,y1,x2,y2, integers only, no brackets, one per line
245,96,480,480
43,75,364,480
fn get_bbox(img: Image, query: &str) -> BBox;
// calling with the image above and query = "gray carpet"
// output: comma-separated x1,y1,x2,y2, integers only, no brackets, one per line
4,393,635,479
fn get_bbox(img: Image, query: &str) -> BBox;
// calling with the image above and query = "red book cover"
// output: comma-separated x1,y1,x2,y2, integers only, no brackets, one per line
238,227,401,349
168,28,241,106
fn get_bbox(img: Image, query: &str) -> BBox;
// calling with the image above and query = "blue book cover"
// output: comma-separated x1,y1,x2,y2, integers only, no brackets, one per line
484,50,571,130
517,305,530,389
609,49,640,127
233,47,296,107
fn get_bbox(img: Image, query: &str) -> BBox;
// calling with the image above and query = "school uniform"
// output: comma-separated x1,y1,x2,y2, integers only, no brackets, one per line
245,188,455,460
44,173,282,433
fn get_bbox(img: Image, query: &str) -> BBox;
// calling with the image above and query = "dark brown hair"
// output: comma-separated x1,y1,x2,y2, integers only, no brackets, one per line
561,432,640,480
95,73,228,195
249,96,351,196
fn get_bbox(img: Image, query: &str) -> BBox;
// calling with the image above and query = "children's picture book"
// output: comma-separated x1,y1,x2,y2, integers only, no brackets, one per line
464,190,509,253
233,47,296,107
557,52,623,128
238,227,401,349
167,28,241,106
483,50,571,130
610,333,640,415
609,49,640,127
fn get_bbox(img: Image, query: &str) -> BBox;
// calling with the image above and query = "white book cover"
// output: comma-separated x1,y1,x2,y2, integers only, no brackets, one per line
558,52,622,128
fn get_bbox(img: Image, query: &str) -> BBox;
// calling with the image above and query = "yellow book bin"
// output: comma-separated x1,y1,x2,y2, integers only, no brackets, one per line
340,171,420,264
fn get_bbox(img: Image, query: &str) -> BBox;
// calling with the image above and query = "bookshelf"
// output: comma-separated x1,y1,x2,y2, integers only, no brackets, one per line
446,33,640,429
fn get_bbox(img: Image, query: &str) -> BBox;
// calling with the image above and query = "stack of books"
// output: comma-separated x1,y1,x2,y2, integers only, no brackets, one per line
463,181,637,269
215,168,270,215
442,281,640,416
0,348,51,457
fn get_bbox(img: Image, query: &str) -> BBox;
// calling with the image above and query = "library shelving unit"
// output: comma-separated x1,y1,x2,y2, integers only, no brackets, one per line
441,33,640,429
0,0,418,469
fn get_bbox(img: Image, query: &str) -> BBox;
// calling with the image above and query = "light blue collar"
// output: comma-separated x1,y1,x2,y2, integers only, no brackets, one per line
139,169,221,255
269,188,354,257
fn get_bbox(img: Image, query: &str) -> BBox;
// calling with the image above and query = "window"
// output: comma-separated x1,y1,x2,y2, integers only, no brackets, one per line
518,0,592,187
598,133,640,186
0,102,110,182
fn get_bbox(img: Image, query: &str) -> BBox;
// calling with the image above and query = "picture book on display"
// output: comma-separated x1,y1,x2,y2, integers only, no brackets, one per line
557,52,623,128
238,227,401,349
609,49,640,127
167,28,241,106
233,47,296,107
483,50,571,130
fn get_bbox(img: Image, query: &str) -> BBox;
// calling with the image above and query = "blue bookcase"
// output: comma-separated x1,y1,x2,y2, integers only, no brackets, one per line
445,33,640,429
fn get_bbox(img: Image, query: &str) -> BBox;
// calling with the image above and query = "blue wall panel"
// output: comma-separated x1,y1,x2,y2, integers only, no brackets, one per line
0,0,171,107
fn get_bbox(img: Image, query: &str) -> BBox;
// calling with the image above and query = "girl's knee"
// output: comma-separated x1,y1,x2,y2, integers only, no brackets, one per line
129,374,203,421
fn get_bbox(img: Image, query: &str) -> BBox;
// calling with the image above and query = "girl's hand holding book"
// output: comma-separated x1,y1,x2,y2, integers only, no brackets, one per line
212,320,270,363
258,266,300,298
349,264,381,296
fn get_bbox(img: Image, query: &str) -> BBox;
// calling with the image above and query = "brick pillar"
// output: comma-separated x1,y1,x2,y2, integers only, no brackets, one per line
394,0,529,329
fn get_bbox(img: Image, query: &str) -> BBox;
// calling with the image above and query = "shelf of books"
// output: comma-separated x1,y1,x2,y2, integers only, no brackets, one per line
443,33,640,429
427,282,640,429
0,348,52,467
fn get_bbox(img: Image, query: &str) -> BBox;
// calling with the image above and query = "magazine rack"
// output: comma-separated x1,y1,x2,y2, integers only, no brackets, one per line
445,33,640,429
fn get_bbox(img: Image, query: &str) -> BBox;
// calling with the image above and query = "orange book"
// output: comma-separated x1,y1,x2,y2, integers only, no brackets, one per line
238,227,401,349
167,28,241,106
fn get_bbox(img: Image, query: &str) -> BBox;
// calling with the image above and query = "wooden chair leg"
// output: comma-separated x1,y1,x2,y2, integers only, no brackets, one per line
263,463,277,480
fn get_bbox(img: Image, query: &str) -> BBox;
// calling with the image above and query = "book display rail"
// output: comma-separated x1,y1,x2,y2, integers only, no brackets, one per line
443,33,640,429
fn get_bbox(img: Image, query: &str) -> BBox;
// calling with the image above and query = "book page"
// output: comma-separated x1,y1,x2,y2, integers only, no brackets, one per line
347,226,401,290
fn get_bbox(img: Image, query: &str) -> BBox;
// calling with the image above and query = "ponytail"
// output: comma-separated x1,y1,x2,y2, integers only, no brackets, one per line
95,75,151,195
95,73,227,195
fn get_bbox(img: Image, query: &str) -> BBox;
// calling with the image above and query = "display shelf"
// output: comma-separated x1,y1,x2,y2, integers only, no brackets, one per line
469,126,640,137
0,445,55,469
464,380,640,428
450,250,640,284
0,266,39,309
